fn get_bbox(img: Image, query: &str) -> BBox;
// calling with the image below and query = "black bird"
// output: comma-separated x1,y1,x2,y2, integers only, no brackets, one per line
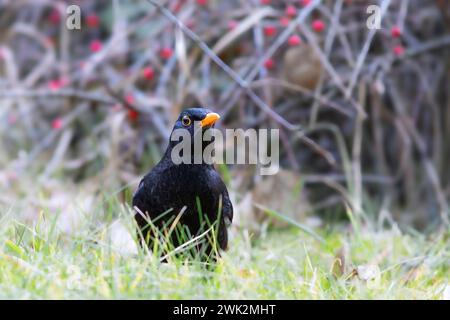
132,108,233,261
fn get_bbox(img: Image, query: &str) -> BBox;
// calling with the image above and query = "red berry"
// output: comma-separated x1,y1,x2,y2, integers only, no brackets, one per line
48,80,60,90
52,118,63,130
173,1,184,12
90,40,103,53
125,94,135,105
160,47,173,60
391,26,402,38
128,109,139,122
142,66,155,80
288,34,302,46
46,37,56,47
263,25,277,37
285,5,297,17
312,19,325,32
300,0,312,7
264,59,275,69
228,20,238,30
280,16,290,27
49,9,61,25
393,45,405,57
196,0,208,6
48,78,67,91
86,14,100,28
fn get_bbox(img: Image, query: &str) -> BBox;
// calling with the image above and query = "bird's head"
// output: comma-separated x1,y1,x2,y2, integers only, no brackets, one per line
173,107,220,132
168,107,221,152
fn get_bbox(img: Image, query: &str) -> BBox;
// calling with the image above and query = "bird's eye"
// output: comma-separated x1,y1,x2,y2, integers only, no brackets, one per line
181,115,192,127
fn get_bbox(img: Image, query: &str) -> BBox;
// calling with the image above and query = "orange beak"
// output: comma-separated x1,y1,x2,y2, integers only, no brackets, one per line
200,112,220,127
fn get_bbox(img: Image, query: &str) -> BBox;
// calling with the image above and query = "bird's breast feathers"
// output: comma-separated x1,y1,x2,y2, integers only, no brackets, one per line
136,164,223,207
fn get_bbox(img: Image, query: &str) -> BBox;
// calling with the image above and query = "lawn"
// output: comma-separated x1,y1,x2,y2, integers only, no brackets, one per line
0,196,448,299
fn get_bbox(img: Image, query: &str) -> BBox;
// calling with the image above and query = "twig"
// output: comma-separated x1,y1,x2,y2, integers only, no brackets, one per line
294,132,337,167
310,0,343,126
346,0,392,99
220,0,322,117
145,0,300,131
405,35,450,57
299,20,367,118
387,78,450,226
0,89,116,105
250,78,354,118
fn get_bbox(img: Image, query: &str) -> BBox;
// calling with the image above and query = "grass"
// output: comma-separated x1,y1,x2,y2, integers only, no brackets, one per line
0,194,449,300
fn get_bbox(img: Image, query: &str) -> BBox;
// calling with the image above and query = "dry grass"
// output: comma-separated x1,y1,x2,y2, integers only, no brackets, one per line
1,0,449,226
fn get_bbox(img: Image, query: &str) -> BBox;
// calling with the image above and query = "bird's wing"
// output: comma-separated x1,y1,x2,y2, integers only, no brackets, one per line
208,168,233,227
221,187,233,227
132,179,147,213
132,179,145,199
132,170,157,214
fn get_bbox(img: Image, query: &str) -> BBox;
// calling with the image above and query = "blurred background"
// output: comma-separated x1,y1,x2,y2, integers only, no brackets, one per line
0,0,449,234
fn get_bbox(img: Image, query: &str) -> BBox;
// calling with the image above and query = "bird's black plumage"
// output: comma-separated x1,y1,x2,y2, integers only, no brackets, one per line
132,108,233,260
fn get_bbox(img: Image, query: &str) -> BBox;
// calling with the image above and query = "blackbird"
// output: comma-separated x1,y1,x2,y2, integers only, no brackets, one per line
132,108,233,260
